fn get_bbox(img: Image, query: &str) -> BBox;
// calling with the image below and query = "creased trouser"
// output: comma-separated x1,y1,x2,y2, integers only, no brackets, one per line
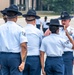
1,52,22,75
63,51,73,75
23,56,41,75
45,56,64,75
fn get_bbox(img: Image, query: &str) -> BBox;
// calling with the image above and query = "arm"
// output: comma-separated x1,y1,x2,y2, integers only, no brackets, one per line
19,42,27,72
40,51,46,75
44,29,51,36
40,21,43,31
65,30,74,49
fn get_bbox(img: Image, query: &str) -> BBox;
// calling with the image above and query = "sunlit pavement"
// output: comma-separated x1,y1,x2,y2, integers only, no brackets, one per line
0,16,74,28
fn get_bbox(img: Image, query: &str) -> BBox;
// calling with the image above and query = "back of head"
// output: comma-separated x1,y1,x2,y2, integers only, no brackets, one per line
7,11,17,19
26,16,36,21
47,19,63,33
45,16,47,19
44,16,47,21
49,26,59,33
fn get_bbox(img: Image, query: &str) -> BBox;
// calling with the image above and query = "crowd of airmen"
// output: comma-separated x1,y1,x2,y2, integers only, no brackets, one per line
0,4,74,75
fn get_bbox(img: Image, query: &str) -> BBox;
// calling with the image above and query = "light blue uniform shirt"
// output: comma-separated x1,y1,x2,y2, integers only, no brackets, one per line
24,24,43,56
59,26,74,52
0,21,28,53
42,21,49,28
40,34,72,56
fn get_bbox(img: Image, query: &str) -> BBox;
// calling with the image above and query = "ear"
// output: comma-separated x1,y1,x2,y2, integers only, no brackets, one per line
25,18,27,22
34,19,36,23
69,19,71,22
56,29,59,34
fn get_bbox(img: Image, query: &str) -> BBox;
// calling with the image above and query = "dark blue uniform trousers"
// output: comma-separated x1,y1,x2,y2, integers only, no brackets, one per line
23,56,41,75
43,28,48,33
0,52,2,75
36,24,40,29
45,57,64,75
1,52,22,75
0,65,2,75
63,51,73,75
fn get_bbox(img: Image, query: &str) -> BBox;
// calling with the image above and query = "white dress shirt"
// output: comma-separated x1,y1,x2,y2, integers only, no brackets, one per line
0,21,28,53
40,34,72,56
59,26,74,52
42,21,49,28
24,24,43,56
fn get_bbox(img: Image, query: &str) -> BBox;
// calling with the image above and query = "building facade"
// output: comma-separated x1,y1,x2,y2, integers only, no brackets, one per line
0,0,41,11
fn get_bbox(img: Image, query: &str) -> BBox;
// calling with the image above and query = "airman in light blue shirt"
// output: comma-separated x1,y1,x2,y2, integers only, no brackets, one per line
58,11,74,75
24,24,43,56
0,5,28,75
40,19,74,75
22,9,43,75
0,21,27,53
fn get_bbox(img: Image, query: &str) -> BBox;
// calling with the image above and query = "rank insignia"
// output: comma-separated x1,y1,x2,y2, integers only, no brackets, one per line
22,31,26,36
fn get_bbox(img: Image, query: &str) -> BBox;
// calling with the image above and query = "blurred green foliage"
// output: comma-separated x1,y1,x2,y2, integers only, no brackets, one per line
41,0,74,13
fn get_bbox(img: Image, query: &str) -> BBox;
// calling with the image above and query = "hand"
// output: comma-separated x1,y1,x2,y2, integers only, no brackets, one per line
42,68,46,75
64,25,66,30
65,29,69,36
64,26,69,36
18,62,25,72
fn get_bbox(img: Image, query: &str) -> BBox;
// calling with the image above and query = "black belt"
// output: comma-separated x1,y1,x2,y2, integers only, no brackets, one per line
47,56,62,58
0,52,20,54
64,51,73,53
27,55,39,57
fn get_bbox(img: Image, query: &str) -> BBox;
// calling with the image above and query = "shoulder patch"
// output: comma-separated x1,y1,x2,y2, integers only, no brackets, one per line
22,31,26,36
65,40,69,44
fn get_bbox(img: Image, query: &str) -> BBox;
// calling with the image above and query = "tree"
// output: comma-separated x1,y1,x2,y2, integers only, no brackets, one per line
53,0,74,13
41,0,54,11
41,0,74,13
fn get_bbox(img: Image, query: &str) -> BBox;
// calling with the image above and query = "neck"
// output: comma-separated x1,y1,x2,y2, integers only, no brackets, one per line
8,19,16,22
26,20,36,26
65,25,69,29
7,16,17,23
28,23,35,26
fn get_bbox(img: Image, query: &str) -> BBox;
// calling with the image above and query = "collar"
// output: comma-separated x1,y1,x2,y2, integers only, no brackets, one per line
26,24,36,27
67,26,71,30
50,33,59,36
7,21,16,24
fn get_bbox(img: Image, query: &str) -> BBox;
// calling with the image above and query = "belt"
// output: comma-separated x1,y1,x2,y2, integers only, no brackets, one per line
27,55,39,57
0,52,20,54
64,51,73,53
47,56,62,58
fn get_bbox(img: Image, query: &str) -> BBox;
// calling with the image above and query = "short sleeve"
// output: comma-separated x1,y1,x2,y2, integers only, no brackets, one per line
72,32,74,40
40,39,46,52
61,38,72,49
20,28,28,44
